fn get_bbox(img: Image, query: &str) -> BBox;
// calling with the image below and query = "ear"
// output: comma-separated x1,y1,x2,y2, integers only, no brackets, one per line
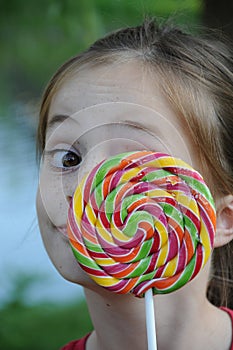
214,195,233,248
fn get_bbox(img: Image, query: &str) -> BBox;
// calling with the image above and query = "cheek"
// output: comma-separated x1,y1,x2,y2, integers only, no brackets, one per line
37,167,70,227
36,188,97,288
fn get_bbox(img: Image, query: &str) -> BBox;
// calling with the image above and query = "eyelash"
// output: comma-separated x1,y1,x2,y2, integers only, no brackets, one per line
44,147,82,172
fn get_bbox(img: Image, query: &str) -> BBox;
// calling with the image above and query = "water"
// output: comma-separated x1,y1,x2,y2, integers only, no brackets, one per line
0,105,83,305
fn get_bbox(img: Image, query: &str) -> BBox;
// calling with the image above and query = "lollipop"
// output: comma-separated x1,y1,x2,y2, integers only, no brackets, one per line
67,151,216,298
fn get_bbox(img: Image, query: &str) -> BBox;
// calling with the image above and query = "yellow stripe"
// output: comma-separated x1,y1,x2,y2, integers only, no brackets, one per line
95,257,116,266
147,189,173,198
155,156,193,170
162,255,178,277
156,242,168,267
154,220,168,248
91,275,119,287
96,220,115,244
73,177,87,223
73,191,83,224
175,193,199,215
143,156,193,171
85,203,97,225
199,221,211,265
110,222,130,242
120,167,142,183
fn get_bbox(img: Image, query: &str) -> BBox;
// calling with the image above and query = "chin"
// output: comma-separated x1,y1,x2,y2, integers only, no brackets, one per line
37,211,98,291
49,249,98,290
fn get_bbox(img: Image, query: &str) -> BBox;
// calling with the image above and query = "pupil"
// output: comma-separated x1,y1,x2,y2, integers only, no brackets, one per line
62,152,81,167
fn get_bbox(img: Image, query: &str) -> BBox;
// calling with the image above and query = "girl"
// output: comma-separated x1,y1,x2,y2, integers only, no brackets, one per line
36,19,233,349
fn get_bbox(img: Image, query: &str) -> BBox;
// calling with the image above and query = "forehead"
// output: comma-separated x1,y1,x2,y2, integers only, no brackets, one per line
49,61,176,122
47,61,194,166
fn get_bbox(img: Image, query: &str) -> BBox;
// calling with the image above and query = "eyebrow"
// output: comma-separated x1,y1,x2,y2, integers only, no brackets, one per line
122,119,158,137
46,115,157,139
47,114,70,132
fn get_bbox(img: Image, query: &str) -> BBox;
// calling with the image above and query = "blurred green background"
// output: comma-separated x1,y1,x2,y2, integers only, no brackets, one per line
0,0,204,107
0,0,232,349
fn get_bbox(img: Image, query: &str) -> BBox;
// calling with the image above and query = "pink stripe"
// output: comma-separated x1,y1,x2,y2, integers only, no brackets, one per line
166,230,179,262
109,170,124,191
191,244,203,279
175,240,187,273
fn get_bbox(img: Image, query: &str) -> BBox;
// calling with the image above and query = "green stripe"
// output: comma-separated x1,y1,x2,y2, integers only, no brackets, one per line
71,245,102,270
104,184,125,221
153,253,196,294
159,202,183,227
183,214,199,246
180,175,215,207
83,237,104,253
142,169,173,182
91,151,136,192
126,252,153,277
123,211,154,238
130,238,153,263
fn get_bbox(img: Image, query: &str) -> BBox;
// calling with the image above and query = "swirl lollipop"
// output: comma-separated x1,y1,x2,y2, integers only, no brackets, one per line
67,151,216,298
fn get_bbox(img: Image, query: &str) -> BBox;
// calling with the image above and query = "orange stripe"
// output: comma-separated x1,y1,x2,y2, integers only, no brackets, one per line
125,151,152,162
69,238,88,256
127,197,150,213
154,272,181,289
168,217,183,243
82,226,98,244
103,173,112,198
68,224,93,256
119,277,139,294
151,175,181,186
112,262,139,278
199,195,216,230
184,229,194,263
106,155,134,177
138,221,154,239
117,151,152,171
115,182,134,207
67,224,77,241
114,246,140,263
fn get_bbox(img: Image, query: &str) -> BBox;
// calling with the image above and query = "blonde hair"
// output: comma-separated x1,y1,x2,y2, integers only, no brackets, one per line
38,18,233,307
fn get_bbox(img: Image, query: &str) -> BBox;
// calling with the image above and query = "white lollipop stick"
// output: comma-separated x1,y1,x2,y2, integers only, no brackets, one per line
145,289,157,350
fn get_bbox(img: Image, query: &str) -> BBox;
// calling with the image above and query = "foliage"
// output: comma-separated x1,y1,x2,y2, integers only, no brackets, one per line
0,0,202,105
0,299,93,350
0,272,93,349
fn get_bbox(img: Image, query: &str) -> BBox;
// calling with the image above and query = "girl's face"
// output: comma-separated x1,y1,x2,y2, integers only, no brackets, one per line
36,61,199,288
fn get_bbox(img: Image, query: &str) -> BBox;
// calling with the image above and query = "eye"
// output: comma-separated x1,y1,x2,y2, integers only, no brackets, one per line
46,149,82,170
61,151,82,168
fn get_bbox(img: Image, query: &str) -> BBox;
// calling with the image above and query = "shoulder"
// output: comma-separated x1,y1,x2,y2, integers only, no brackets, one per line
60,333,91,350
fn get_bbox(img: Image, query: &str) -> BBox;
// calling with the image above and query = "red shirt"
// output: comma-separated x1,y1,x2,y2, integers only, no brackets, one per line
61,333,90,350
61,308,233,350
221,307,233,350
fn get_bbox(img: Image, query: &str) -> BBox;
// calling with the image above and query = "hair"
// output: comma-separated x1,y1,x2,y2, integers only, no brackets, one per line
37,18,233,307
